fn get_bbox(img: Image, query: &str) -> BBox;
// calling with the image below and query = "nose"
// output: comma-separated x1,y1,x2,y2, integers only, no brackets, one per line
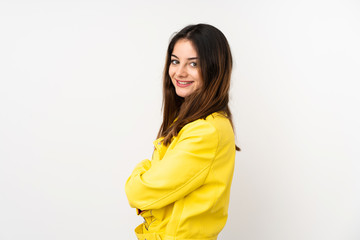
176,64,188,78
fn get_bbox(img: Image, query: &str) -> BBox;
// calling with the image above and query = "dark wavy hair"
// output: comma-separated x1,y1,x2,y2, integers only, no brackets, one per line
157,23,240,151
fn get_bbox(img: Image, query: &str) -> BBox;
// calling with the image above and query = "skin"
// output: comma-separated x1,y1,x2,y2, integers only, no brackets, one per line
169,39,203,98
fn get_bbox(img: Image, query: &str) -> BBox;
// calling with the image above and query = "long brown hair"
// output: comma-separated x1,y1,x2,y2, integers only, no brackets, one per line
157,24,240,151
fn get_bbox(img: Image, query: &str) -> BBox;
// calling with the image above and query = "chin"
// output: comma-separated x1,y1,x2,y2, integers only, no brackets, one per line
176,90,190,98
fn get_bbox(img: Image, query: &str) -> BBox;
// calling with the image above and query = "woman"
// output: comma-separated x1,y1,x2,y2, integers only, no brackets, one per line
125,23,240,240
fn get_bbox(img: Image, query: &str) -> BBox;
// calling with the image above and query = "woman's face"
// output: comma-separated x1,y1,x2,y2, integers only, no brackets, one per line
169,39,203,98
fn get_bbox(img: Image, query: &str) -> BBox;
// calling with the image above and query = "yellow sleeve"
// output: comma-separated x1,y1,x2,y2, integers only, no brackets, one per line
125,120,219,210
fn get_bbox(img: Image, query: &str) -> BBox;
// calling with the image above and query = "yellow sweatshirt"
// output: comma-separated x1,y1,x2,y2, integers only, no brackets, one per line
125,112,236,240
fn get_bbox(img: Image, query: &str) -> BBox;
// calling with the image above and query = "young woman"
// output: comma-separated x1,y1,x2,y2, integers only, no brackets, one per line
125,23,240,240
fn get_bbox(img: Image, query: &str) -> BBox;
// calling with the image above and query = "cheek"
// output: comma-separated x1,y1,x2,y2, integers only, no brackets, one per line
194,71,203,85
168,66,175,77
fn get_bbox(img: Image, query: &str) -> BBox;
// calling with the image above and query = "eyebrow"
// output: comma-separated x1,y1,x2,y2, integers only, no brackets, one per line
171,54,198,60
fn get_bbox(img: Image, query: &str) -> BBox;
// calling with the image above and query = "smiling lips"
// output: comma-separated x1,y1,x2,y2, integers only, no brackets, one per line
176,80,194,87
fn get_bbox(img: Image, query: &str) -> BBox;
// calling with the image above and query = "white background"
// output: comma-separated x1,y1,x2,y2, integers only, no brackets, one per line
0,0,359,239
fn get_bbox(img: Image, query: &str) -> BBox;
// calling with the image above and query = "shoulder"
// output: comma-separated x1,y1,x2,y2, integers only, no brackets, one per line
178,112,234,142
205,112,233,132
167,112,235,155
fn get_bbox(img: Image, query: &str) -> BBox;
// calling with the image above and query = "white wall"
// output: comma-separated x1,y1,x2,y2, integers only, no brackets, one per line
0,0,359,239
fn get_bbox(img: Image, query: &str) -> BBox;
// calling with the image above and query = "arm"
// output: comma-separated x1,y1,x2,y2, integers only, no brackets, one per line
125,120,219,210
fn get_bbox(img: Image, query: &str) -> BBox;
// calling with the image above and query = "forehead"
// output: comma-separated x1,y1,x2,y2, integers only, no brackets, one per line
172,39,198,57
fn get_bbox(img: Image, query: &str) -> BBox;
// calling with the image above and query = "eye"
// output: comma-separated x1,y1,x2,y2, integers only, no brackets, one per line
171,59,179,65
190,62,197,67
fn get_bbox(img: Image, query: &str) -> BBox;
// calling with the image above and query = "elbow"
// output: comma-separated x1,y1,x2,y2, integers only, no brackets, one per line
125,177,146,209
125,179,138,208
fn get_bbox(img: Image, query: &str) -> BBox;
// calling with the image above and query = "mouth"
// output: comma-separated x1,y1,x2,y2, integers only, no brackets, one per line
176,80,194,87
